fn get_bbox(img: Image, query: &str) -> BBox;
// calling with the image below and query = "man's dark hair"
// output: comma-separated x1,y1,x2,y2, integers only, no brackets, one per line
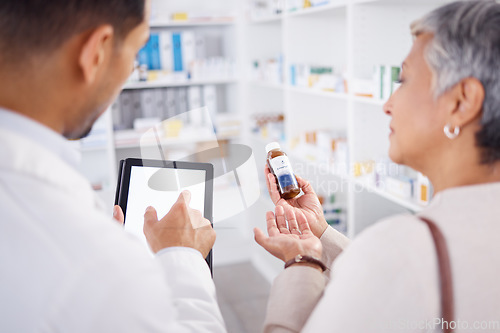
0,0,145,63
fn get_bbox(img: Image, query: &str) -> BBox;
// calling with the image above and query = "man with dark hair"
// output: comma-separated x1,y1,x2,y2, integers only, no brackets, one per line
0,0,226,332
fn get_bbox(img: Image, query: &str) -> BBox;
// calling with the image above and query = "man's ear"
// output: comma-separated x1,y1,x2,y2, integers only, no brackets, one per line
449,77,485,128
79,25,114,84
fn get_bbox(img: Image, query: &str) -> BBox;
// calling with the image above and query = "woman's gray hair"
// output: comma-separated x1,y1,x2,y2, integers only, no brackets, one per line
411,0,500,164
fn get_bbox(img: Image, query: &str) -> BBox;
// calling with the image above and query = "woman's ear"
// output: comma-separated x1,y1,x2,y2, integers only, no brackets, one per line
450,77,485,128
78,25,114,84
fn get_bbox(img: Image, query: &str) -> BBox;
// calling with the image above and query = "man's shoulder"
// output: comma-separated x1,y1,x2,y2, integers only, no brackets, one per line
0,127,88,195
0,167,152,272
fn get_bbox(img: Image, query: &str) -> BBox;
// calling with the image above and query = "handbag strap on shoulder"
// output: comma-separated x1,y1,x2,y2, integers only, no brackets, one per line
419,216,455,333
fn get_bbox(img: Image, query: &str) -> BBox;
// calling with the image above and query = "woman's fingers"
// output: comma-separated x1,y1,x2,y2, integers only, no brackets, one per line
265,165,282,205
264,165,272,191
254,227,279,257
266,211,280,237
267,174,282,205
275,206,289,234
284,205,300,235
254,227,268,247
296,209,312,234
295,175,315,195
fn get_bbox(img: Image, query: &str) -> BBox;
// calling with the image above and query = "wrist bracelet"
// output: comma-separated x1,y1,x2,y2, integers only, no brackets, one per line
284,254,328,272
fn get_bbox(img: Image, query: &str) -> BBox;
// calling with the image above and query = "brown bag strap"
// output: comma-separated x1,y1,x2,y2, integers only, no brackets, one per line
419,217,455,333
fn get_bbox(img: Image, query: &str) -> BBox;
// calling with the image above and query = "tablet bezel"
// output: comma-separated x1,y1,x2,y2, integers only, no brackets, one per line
115,158,214,272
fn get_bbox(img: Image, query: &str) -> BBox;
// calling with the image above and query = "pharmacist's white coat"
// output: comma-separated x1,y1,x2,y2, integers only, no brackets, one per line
0,109,226,333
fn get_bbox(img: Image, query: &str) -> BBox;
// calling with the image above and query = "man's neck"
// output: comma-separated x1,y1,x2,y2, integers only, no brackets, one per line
0,69,67,135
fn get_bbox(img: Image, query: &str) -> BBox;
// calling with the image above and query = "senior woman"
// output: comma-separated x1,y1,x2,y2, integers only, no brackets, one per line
254,1,500,332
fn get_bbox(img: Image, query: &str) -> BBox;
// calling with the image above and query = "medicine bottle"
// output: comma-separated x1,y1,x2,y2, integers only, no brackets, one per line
266,142,300,199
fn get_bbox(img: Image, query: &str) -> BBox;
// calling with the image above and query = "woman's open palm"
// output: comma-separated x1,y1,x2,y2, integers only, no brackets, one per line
254,205,322,263
265,165,328,237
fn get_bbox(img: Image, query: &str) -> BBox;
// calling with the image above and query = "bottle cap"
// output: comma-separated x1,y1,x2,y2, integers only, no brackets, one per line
265,142,281,153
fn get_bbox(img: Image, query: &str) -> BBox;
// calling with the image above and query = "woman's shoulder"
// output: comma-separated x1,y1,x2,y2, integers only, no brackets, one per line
326,214,440,320
335,214,436,272
357,213,431,245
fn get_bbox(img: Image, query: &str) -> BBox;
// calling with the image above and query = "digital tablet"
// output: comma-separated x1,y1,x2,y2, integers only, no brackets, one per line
115,158,214,272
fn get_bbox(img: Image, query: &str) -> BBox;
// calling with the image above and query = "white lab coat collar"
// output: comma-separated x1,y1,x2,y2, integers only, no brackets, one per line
0,128,107,213
0,108,81,168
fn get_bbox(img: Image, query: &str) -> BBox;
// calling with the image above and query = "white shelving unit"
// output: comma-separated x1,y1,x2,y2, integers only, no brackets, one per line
79,0,245,209
248,15,283,24
127,7,240,138
150,20,235,28
283,145,425,212
286,86,348,100
248,80,284,90
123,78,237,90
113,129,239,150
285,1,348,18
352,95,385,106
243,0,450,281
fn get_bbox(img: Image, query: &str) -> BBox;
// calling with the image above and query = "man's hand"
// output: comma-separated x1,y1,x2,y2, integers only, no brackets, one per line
113,206,124,225
143,191,215,257
254,205,322,263
265,165,328,238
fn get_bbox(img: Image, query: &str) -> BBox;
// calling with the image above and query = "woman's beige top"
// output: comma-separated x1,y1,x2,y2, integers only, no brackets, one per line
264,182,500,332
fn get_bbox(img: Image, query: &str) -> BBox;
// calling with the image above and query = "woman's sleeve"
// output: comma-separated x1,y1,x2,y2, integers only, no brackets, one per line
264,214,434,333
262,227,350,332
263,266,326,333
320,226,351,278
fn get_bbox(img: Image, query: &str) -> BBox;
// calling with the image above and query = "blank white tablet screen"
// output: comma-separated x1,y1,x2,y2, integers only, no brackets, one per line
124,166,206,250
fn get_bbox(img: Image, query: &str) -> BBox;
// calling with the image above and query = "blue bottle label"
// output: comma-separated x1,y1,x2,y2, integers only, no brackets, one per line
270,156,298,192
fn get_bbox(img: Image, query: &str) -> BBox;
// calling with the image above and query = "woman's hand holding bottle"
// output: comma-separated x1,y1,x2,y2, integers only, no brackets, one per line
264,165,328,238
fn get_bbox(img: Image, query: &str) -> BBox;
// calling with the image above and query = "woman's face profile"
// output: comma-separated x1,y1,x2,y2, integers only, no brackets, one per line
383,33,448,171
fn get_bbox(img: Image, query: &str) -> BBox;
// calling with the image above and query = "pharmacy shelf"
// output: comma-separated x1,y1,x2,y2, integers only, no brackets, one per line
287,150,425,212
351,177,425,212
250,81,379,103
284,2,347,18
249,133,278,147
149,19,235,28
286,85,348,100
368,0,441,4
248,15,283,24
352,0,379,4
248,80,285,90
123,78,238,90
352,95,386,106
248,0,375,23
114,130,239,150
247,2,355,23
249,82,384,105
287,149,348,181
